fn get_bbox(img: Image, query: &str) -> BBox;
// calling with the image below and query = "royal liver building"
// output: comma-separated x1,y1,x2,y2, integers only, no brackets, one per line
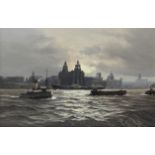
59,60,85,86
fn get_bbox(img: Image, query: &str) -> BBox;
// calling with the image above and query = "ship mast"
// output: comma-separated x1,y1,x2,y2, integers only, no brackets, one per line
45,69,49,88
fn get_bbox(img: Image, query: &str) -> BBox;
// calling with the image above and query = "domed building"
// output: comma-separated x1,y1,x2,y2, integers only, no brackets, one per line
106,72,122,89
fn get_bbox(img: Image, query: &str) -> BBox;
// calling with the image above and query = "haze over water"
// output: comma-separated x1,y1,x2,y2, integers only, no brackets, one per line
0,89,155,127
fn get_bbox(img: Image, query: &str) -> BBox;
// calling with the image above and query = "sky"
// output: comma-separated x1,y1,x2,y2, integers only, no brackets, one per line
0,28,155,81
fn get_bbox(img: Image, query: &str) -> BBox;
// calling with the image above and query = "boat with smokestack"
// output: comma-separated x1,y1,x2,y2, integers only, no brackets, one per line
20,70,52,99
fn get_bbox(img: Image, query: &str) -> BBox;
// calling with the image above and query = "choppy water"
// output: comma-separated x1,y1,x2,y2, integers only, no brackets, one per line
0,89,155,127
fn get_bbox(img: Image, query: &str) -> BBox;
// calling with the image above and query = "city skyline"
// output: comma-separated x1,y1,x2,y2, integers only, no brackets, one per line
1,28,155,81
0,60,152,83
0,60,150,89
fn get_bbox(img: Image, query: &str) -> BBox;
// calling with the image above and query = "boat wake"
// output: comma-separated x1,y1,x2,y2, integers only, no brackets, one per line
51,96,57,100
0,94,19,98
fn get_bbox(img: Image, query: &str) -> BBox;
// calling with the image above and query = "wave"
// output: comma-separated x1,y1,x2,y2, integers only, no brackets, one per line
0,94,19,98
30,109,155,127
1,89,155,127
1,109,155,127
0,105,37,113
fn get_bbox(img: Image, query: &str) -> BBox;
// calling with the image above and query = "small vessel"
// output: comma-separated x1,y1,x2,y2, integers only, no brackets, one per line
20,87,52,99
145,89,155,95
20,70,52,99
145,84,155,95
90,89,127,96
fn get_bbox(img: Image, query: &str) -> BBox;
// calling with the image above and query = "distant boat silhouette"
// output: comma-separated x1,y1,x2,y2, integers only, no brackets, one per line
90,89,127,96
145,84,155,95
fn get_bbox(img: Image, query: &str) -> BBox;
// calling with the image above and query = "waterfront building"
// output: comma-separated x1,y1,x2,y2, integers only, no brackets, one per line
4,76,25,83
59,61,71,86
71,60,85,85
84,77,96,87
134,73,149,88
84,73,106,88
0,76,3,83
47,76,60,86
0,76,26,88
59,60,85,86
106,72,122,89
94,73,106,87
26,72,42,83
96,72,103,81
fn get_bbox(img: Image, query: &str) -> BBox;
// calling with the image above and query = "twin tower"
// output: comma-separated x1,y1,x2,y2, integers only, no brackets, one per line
59,60,85,86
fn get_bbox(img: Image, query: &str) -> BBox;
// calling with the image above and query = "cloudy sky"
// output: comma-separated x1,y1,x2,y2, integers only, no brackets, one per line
0,28,155,81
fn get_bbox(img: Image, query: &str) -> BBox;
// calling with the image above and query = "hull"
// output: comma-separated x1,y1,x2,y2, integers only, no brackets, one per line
20,91,52,99
91,90,127,96
145,90,155,95
52,85,105,90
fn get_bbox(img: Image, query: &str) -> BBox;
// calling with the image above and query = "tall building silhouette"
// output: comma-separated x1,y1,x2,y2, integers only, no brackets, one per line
106,72,122,88
72,60,85,85
59,61,71,86
134,73,149,88
59,60,85,86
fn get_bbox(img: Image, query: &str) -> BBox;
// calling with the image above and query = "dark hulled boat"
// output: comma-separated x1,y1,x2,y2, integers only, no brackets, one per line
145,84,155,95
90,89,127,96
145,89,155,95
20,87,52,99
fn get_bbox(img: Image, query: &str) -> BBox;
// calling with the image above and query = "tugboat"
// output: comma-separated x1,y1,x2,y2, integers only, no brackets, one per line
20,87,52,99
90,89,127,96
20,71,52,99
145,85,155,95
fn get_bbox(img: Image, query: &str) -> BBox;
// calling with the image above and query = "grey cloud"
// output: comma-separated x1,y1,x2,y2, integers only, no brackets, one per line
1,28,155,80
0,29,68,76
82,29,155,77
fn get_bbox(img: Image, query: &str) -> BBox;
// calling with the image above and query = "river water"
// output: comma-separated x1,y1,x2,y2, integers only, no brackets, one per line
0,89,155,127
